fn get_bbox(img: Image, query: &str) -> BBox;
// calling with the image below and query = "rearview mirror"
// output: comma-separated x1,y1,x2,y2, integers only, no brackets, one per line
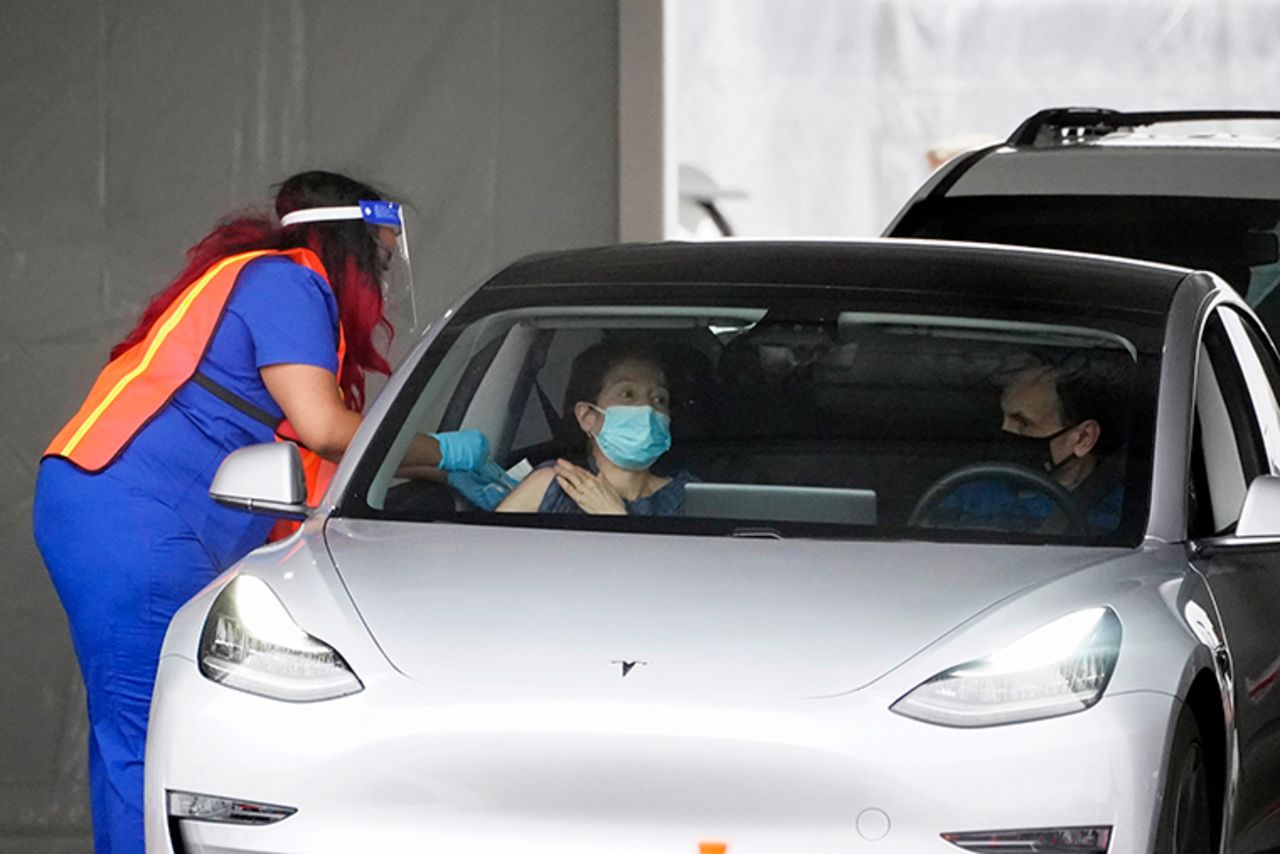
1236,474,1280,538
209,442,309,519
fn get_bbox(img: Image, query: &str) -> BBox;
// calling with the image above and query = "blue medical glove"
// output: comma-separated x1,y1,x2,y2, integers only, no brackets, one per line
431,429,489,472
447,461,519,511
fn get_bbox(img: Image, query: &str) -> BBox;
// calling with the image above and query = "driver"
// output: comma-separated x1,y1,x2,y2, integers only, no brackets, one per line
931,355,1125,533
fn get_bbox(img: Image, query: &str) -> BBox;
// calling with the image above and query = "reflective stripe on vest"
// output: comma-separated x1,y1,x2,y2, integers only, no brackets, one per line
44,248,344,481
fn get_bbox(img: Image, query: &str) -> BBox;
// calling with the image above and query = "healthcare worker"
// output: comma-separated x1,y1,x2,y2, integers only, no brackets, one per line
32,170,489,853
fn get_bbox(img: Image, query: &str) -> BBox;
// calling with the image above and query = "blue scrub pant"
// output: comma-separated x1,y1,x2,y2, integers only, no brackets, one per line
34,459,220,854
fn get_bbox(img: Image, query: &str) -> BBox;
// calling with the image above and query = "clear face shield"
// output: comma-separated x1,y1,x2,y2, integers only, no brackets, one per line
279,199,419,337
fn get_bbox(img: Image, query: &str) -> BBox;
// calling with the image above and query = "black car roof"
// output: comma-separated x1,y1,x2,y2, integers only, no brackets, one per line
482,239,1189,318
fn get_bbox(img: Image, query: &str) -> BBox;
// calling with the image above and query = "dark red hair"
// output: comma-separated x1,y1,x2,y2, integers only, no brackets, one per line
110,171,394,411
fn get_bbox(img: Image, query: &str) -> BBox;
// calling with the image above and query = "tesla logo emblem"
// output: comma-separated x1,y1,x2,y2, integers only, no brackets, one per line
610,659,648,677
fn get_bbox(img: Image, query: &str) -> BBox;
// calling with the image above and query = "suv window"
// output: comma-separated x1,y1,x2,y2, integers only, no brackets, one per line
891,195,1280,337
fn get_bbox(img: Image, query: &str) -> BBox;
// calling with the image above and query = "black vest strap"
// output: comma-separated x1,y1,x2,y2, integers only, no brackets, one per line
191,371,283,431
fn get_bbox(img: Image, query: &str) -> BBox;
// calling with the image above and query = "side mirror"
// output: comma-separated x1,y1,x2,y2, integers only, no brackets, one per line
1236,475,1280,538
209,442,309,519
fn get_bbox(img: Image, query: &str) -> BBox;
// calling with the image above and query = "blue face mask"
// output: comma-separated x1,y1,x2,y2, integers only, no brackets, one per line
589,404,672,470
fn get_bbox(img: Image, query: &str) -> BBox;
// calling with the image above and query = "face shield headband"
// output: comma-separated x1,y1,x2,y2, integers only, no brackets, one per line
279,199,419,335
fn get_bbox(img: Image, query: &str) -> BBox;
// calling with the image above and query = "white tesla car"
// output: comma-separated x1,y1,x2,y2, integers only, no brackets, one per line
146,240,1280,853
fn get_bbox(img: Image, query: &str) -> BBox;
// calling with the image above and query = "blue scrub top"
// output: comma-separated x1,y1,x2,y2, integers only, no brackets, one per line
77,255,340,566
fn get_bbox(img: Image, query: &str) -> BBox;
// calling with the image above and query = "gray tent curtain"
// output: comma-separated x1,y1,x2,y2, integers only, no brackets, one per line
1,2,618,848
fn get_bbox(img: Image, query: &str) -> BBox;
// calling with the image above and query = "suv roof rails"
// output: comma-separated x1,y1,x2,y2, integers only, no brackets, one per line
1007,107,1280,148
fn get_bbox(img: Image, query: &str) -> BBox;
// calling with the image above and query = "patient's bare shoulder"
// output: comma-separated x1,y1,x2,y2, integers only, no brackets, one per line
496,467,556,512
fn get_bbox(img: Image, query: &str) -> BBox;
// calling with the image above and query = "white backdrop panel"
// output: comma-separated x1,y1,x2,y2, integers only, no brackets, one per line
678,0,1280,237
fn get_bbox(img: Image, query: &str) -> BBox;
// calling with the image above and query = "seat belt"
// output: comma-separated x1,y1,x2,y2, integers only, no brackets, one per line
532,379,561,434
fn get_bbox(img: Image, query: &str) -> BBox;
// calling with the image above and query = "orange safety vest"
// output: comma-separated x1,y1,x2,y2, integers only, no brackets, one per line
44,248,346,528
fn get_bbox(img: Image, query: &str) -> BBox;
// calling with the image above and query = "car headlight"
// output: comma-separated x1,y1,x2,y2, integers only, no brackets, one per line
198,575,363,702
891,607,1121,727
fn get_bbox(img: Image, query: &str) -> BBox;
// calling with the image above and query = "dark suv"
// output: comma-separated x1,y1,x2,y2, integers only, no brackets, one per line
886,108,1280,335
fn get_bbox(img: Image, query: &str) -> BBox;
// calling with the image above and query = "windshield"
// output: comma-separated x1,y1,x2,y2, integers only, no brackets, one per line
342,283,1160,546
893,195,1280,335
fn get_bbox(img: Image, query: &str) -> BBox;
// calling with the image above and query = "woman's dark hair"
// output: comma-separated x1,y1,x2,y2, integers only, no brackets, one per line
110,170,393,411
560,338,668,449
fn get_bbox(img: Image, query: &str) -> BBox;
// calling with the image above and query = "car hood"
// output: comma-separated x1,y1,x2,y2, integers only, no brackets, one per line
324,519,1122,699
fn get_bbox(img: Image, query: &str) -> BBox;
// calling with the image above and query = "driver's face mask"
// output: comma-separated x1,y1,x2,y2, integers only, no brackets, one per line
587,404,672,471
1001,422,1079,475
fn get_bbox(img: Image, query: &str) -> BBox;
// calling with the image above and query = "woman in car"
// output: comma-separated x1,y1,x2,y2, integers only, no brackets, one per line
498,339,693,515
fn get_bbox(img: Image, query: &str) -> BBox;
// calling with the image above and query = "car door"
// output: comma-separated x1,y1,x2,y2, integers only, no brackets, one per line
1189,307,1280,853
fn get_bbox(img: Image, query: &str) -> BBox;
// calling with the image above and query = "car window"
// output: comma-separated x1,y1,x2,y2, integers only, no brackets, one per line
342,285,1161,547
1191,313,1267,536
1219,308,1280,474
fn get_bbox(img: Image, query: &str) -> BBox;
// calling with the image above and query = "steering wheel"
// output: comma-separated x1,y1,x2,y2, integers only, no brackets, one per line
908,462,1086,534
